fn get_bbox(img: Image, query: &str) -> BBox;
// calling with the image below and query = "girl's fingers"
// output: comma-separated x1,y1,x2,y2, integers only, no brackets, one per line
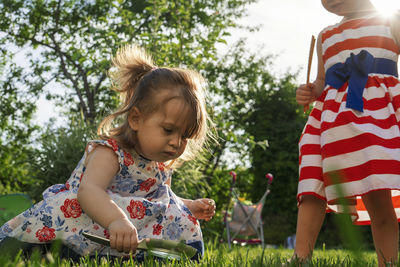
205,199,216,209
197,199,212,212
116,233,124,252
206,204,216,212
203,207,216,220
296,88,311,95
297,89,313,98
297,93,313,105
207,210,216,217
130,234,138,253
109,236,113,247
110,233,116,249
123,234,131,253
191,199,216,220
205,212,215,221
296,91,313,105
199,198,210,207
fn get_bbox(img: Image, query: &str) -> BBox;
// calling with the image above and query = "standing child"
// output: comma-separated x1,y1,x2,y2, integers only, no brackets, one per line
0,44,216,261
295,0,400,266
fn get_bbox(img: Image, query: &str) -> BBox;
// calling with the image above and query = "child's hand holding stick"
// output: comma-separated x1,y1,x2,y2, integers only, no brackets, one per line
303,35,316,113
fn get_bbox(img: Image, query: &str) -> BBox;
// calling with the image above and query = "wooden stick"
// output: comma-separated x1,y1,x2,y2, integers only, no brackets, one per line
303,35,316,113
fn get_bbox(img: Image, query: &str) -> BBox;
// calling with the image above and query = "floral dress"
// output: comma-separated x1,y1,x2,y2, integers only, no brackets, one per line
0,139,203,257
297,14,400,225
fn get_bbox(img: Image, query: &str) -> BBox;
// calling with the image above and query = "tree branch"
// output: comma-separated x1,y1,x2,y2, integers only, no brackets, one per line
203,138,227,179
48,36,89,119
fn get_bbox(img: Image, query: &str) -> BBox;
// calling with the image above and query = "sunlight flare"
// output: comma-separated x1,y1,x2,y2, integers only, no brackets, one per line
371,0,400,17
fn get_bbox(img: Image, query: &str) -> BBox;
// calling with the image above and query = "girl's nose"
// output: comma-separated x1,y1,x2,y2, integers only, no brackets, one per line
169,134,181,148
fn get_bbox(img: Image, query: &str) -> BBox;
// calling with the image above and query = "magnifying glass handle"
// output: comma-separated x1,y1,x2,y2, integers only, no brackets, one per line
82,232,148,250
82,231,196,258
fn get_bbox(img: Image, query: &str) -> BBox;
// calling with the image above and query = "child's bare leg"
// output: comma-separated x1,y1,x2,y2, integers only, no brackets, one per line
361,190,398,267
293,195,326,260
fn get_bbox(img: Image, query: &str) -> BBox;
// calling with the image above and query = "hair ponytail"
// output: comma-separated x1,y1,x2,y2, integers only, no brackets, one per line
110,45,156,107
98,45,155,139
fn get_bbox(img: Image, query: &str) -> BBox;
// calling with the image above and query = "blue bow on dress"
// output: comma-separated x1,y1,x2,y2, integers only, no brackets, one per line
325,50,398,112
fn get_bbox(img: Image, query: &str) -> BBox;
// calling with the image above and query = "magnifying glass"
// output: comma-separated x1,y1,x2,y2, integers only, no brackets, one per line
82,232,197,260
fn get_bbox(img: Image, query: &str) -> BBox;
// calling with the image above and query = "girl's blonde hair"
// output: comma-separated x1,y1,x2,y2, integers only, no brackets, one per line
98,44,209,166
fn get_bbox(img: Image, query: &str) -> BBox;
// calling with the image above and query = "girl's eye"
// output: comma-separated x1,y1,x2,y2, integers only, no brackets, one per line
163,128,173,134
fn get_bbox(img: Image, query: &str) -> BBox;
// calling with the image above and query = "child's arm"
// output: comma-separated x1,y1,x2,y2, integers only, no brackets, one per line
296,33,325,106
181,198,216,221
165,178,216,221
390,12,400,49
78,145,138,253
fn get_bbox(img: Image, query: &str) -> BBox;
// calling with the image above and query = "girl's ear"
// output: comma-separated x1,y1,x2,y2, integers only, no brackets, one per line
128,107,141,131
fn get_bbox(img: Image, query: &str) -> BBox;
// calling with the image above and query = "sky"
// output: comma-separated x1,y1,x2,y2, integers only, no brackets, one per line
34,0,400,125
227,0,337,82
226,0,400,82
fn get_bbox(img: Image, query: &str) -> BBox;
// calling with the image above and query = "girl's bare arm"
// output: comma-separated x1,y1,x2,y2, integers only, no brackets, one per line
78,145,138,253
78,145,123,228
314,32,326,97
390,12,400,50
296,32,325,105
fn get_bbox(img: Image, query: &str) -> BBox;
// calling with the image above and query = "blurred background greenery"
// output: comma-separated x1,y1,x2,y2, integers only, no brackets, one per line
0,0,374,250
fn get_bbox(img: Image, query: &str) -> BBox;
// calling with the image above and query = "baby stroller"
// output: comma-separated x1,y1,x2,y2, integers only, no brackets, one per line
223,171,273,249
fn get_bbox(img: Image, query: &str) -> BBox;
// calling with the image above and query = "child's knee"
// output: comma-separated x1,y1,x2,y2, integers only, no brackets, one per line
370,214,397,228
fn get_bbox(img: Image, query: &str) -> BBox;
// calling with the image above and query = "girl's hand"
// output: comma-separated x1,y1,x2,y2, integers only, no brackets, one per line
108,217,139,253
296,83,318,106
188,198,216,221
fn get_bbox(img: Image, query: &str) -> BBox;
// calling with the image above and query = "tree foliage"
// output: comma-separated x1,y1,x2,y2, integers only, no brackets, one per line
0,0,317,246
28,117,96,201
0,0,256,122
170,40,306,242
0,0,256,202
0,48,39,195
247,75,306,244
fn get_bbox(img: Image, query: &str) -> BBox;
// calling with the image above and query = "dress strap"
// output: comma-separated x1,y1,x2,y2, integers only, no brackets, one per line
325,50,398,112
86,139,126,174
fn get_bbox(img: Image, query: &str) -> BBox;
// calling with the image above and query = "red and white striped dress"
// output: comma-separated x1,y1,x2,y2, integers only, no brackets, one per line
297,14,400,225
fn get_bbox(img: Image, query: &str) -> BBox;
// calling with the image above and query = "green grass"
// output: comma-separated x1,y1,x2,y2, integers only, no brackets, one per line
0,242,380,267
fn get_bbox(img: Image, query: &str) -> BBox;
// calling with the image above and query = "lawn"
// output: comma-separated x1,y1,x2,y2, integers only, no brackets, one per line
0,241,380,267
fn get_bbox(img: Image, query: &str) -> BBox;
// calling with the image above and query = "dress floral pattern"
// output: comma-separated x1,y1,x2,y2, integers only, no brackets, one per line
0,139,203,257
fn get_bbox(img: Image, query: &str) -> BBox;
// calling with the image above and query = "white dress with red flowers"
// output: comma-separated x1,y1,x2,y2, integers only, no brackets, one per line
0,139,203,257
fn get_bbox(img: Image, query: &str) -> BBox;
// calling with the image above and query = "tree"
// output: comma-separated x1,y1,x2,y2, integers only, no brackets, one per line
202,40,275,177
0,0,256,123
205,42,307,243
246,75,306,244
0,0,257,199
0,47,40,195
28,117,96,201
171,40,304,241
